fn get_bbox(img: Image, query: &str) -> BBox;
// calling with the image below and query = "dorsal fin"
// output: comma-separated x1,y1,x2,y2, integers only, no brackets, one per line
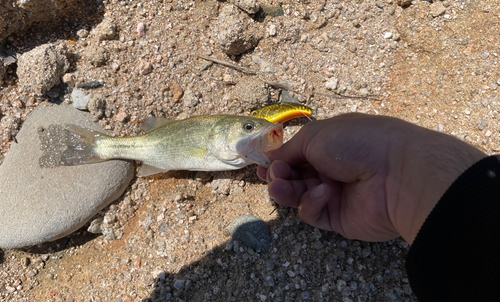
139,116,174,132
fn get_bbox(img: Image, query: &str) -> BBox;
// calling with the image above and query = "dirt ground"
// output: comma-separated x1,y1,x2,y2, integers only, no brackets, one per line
1,0,499,301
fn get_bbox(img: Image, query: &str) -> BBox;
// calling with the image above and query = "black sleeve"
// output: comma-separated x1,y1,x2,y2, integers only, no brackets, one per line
406,155,500,301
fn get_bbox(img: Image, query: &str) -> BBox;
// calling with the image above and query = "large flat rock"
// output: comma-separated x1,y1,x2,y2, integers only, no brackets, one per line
0,104,134,249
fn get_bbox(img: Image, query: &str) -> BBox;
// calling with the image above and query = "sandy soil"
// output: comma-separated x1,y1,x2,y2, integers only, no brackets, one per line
1,0,499,301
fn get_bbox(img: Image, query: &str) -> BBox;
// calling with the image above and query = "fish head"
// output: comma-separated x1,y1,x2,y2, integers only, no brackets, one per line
224,117,283,167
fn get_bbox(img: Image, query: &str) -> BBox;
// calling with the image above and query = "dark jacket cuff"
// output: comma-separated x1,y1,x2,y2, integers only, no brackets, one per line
406,155,500,301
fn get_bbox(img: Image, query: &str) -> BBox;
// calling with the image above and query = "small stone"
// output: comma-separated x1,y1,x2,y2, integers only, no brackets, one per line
325,78,338,90
384,32,392,39
229,215,272,253
137,23,146,36
62,73,76,87
430,3,446,18
93,18,116,41
71,89,93,110
485,130,492,137
230,0,260,14
252,55,275,73
173,280,184,290
17,44,70,95
359,88,369,96
396,0,411,7
287,270,296,277
392,31,401,41
489,83,498,90
87,217,103,234
211,4,263,55
85,46,109,67
302,291,310,299
115,111,129,122
182,89,199,108
77,29,89,39
138,60,153,75
478,120,488,131
268,24,277,36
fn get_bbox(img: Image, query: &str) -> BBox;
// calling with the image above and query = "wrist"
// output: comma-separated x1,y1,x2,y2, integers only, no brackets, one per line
387,128,486,244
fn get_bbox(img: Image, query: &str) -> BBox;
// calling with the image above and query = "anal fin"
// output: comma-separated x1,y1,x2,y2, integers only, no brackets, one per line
137,164,170,177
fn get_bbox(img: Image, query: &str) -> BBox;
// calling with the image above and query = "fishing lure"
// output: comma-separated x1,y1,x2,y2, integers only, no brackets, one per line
249,103,313,123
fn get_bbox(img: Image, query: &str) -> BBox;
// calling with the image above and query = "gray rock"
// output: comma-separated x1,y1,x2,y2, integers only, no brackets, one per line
211,4,263,55
430,3,446,18
0,104,134,249
325,78,338,90
85,46,109,67
0,0,80,41
93,18,116,42
230,0,260,14
71,88,92,110
17,44,70,95
229,215,271,253
251,55,275,73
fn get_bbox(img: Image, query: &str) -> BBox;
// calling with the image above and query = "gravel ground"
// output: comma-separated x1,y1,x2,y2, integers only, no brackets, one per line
1,0,499,301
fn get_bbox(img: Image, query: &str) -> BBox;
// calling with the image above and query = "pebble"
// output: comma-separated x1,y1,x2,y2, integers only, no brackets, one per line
182,89,199,108
87,217,104,234
0,105,134,248
325,78,338,90
115,111,129,122
93,18,116,41
16,43,70,95
138,60,153,75
211,4,263,55
430,2,446,18
173,280,184,290
229,215,271,253
230,0,260,14
71,88,93,110
396,0,411,7
85,46,109,67
268,24,277,36
252,55,275,73
137,23,146,36
384,32,393,39
77,29,89,39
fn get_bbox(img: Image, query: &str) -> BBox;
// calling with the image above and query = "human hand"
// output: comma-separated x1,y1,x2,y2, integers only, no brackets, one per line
258,113,486,244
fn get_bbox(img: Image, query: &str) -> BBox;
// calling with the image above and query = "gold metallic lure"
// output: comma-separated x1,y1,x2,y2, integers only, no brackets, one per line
249,103,313,123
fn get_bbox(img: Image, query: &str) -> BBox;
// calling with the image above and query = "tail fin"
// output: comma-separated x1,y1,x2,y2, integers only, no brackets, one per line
38,124,109,168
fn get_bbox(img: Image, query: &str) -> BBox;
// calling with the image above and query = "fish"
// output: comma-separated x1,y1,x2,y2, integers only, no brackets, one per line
38,115,283,177
249,102,313,123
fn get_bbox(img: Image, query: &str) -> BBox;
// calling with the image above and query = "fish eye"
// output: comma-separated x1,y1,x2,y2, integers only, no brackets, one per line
243,122,255,131
251,111,257,116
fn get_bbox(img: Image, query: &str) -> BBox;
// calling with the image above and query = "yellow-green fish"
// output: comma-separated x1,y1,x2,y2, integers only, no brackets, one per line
38,115,283,177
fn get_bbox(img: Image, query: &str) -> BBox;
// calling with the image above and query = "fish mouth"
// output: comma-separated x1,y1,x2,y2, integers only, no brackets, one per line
242,123,284,167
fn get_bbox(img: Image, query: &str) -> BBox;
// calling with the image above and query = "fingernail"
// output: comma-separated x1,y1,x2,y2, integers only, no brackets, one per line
269,167,276,181
311,184,325,199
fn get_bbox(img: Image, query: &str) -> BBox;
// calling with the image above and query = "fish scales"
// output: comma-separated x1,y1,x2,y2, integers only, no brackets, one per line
39,115,284,177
